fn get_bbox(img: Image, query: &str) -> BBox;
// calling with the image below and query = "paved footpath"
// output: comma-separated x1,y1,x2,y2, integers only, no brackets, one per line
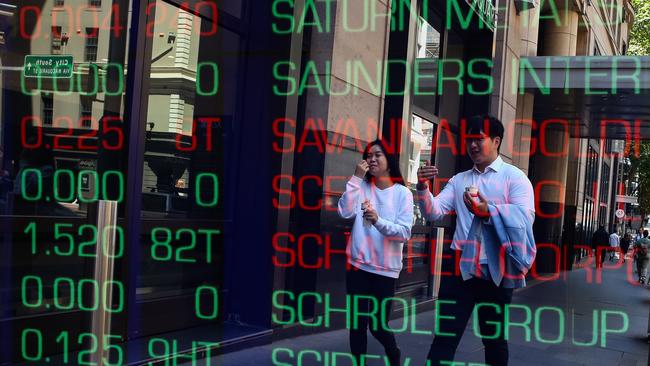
183,255,650,366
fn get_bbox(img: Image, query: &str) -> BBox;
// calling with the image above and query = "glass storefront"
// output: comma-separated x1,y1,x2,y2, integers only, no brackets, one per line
0,1,255,364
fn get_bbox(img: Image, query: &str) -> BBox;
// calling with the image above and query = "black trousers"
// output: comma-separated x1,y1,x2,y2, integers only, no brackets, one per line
427,252,514,366
346,268,400,365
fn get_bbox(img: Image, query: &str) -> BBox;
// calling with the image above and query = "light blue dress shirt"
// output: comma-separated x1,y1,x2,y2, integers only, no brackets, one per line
416,156,535,280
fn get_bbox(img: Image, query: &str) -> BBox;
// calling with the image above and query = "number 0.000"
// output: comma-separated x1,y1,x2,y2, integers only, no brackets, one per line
21,276,124,313
20,168,124,203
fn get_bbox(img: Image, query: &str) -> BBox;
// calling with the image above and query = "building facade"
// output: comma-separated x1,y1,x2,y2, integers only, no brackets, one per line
0,0,641,364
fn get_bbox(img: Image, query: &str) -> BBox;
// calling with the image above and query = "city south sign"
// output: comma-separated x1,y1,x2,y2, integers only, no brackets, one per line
23,55,73,78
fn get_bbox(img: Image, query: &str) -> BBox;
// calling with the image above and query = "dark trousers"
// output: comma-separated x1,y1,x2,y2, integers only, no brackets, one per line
346,268,400,365
427,253,513,366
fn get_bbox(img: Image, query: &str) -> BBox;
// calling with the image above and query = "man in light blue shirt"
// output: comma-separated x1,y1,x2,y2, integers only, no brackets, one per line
416,115,535,366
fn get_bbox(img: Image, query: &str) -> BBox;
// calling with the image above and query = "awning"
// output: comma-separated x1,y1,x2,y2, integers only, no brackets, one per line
518,56,650,140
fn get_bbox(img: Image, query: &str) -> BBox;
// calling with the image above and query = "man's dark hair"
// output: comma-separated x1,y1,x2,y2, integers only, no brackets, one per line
466,114,505,153
362,139,405,185
644,230,648,237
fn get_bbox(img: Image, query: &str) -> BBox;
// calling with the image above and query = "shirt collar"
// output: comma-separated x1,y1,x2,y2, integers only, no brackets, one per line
473,155,503,174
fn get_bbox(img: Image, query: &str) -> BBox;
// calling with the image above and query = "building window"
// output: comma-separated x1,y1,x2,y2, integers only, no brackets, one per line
412,16,442,117
88,0,101,7
51,26,62,55
54,0,65,7
84,28,99,62
80,97,93,127
42,94,53,126
585,145,598,198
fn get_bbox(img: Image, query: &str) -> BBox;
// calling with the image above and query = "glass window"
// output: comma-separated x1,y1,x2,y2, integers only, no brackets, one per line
412,16,441,116
408,115,436,227
84,28,99,62
407,14,441,226
41,94,53,126
88,0,102,7
51,26,62,55
80,97,93,128
407,114,435,187
0,1,134,363
141,0,236,219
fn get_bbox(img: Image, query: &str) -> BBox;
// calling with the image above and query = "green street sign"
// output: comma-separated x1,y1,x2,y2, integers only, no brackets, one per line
24,55,73,78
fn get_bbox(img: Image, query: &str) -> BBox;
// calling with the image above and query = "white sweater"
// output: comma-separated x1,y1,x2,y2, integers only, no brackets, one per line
337,175,414,278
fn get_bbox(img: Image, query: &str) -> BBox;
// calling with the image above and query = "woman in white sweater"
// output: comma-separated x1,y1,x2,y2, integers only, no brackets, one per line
337,139,414,366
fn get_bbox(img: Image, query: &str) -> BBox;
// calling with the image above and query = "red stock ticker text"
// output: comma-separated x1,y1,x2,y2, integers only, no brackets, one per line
272,117,642,158
272,232,646,285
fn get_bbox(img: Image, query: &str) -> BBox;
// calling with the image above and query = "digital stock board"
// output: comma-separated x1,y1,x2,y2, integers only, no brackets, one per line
0,1,649,366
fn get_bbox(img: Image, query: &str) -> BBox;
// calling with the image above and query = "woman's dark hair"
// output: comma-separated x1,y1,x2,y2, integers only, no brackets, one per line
362,139,405,185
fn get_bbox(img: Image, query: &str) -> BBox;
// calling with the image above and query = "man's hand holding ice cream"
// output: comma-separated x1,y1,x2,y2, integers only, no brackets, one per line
463,188,489,217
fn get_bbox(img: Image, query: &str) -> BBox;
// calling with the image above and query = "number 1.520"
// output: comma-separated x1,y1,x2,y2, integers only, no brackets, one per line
24,222,124,258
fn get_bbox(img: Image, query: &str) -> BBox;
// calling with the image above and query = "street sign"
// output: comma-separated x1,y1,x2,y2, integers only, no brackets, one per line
23,55,73,78
616,195,638,204
615,209,625,219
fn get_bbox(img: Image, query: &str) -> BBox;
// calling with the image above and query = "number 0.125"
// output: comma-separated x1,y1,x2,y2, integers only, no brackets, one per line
21,328,123,366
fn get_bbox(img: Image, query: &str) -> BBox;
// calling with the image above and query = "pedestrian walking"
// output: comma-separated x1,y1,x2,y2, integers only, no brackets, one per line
608,230,620,262
620,232,632,263
337,139,413,366
634,230,650,285
416,115,536,366
592,226,609,268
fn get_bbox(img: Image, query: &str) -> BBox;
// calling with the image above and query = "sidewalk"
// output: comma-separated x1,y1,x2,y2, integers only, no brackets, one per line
186,256,650,366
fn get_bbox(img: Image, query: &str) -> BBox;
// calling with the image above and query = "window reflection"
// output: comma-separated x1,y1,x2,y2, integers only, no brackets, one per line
418,19,441,59
412,17,440,116
408,115,436,226
142,0,235,219
407,17,440,227
0,0,131,217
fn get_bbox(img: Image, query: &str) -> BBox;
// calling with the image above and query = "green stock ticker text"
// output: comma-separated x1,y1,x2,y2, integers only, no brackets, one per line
273,290,629,347
273,347,499,366
272,57,642,97
20,61,219,97
271,0,624,35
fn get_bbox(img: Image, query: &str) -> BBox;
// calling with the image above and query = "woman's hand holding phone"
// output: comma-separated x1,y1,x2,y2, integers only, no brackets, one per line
354,160,369,179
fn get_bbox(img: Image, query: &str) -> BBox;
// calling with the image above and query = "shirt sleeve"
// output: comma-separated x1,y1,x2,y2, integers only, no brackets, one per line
373,187,414,241
337,175,363,219
415,175,457,221
507,172,536,224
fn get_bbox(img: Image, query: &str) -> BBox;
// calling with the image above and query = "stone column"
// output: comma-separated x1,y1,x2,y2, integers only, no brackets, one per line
540,9,580,56
532,8,580,273
512,6,540,172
